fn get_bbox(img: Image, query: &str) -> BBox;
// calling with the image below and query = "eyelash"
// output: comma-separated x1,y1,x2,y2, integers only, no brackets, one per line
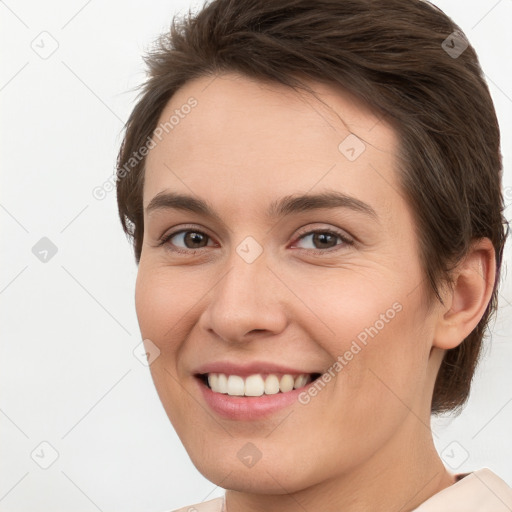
157,225,354,256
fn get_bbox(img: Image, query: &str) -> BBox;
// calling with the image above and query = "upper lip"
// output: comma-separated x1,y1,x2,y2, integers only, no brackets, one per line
193,361,323,377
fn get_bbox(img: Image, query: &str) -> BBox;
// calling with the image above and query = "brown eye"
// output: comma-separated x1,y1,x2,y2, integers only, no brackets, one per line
294,229,353,252
180,231,209,249
160,229,214,254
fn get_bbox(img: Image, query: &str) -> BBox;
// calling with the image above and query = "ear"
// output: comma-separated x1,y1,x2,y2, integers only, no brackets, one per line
433,238,496,350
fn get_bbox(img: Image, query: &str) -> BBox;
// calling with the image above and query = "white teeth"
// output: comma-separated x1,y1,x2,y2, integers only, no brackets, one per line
226,375,245,396
218,373,227,390
294,374,308,388
205,373,313,396
207,373,218,390
244,374,265,396
264,375,280,395
279,374,295,393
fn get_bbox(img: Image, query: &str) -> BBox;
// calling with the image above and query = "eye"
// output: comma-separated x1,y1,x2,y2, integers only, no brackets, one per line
292,229,353,252
158,228,215,254
157,226,354,255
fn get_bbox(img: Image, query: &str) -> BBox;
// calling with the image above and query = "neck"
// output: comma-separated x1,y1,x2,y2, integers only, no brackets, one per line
224,415,455,512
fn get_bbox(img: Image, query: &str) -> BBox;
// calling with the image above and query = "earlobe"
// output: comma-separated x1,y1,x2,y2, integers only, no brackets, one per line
433,238,496,351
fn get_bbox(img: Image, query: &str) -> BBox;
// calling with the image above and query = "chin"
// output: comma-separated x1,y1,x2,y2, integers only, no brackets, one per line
189,448,318,495
201,467,301,495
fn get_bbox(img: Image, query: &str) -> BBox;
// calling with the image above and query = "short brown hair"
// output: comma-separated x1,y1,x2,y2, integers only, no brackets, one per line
116,0,508,415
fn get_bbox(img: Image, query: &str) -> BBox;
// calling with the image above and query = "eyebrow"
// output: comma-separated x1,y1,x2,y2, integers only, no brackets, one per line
146,190,378,222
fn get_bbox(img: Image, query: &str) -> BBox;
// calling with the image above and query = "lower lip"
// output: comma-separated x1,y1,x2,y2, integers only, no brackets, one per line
196,377,310,421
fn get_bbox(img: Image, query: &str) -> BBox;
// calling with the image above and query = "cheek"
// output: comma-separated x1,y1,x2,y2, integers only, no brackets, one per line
350,306,430,428
135,265,196,349
135,266,195,423
295,268,430,405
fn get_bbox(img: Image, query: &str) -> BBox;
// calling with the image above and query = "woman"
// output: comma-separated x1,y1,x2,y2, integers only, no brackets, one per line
116,0,512,510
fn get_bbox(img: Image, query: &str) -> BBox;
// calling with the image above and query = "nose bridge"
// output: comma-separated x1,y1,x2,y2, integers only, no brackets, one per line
215,243,271,312
203,238,287,340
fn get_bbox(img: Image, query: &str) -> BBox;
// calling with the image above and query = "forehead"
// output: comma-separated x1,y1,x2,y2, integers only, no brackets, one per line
143,73,402,223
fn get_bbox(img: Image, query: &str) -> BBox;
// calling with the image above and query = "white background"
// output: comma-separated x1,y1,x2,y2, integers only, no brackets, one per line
1,1,511,511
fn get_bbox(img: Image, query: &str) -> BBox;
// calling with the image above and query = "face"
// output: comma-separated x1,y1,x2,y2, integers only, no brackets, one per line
136,73,443,493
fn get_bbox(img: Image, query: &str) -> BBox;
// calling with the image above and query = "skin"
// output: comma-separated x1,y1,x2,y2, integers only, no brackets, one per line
135,73,495,511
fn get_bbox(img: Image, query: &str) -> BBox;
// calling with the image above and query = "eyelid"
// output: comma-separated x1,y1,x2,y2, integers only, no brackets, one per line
159,223,212,242
290,225,354,252
293,224,353,242
158,224,217,251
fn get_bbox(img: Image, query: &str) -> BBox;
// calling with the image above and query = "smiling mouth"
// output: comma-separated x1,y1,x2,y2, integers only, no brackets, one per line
196,372,323,397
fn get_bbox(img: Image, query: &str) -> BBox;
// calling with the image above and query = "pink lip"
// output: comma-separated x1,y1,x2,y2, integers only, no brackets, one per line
193,360,320,377
195,376,311,421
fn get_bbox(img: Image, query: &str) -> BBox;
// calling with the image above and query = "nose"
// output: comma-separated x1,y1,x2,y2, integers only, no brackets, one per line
199,249,288,343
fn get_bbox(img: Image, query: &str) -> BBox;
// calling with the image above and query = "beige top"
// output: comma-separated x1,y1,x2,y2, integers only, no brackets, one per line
170,468,512,512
